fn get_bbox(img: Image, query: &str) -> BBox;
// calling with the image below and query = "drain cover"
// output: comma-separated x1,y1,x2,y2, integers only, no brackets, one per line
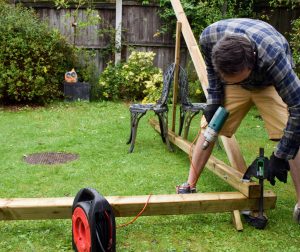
24,152,78,165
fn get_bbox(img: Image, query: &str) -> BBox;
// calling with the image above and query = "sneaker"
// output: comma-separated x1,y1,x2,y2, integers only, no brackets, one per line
176,182,196,194
293,204,300,224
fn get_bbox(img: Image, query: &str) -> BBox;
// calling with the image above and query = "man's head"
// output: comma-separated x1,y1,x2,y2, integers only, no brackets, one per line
212,34,256,84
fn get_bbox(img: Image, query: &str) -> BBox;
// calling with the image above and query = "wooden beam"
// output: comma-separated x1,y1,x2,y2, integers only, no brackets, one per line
220,135,247,173
149,119,261,198
0,197,73,221
0,191,276,221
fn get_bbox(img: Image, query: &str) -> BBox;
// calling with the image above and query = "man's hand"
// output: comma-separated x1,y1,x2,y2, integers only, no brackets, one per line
203,104,220,124
243,156,269,181
266,152,290,186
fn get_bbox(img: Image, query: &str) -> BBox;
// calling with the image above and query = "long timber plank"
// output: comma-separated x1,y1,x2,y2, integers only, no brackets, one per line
149,119,261,198
0,191,276,221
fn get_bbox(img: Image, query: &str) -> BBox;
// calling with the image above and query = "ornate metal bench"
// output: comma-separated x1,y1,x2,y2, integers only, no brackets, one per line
178,65,207,139
127,63,175,153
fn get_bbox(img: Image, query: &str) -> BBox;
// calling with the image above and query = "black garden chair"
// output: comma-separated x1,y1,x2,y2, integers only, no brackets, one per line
127,63,175,153
178,65,207,139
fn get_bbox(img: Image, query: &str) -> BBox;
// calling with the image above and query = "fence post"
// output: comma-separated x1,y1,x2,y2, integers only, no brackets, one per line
115,0,122,64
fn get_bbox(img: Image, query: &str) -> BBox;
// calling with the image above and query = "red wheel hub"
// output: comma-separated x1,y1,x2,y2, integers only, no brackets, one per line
72,207,91,252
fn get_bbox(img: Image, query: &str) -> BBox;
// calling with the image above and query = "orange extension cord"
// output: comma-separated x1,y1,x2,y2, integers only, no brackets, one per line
117,128,203,228
116,193,152,228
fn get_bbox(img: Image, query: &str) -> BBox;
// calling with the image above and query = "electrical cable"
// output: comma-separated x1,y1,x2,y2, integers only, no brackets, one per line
95,210,114,251
117,193,152,228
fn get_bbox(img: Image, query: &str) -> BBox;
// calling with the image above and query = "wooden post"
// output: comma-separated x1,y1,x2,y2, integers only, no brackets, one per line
232,210,243,231
171,21,182,132
115,0,122,64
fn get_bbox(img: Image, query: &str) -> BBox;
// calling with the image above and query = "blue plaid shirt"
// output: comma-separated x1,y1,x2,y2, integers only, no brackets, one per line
200,18,300,160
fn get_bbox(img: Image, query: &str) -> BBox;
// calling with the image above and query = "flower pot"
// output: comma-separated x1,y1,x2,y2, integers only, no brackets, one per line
64,82,91,101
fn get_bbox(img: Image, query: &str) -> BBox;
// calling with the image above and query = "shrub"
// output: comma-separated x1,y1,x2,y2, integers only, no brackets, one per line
185,60,206,103
290,18,300,75
157,0,255,39
98,51,163,101
0,2,78,104
74,49,100,100
142,71,163,103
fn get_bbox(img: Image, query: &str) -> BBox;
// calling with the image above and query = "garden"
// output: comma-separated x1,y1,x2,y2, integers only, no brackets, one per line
1,0,300,251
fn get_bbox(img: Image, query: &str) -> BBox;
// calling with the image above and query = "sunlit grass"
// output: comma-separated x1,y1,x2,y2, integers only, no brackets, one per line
0,102,299,251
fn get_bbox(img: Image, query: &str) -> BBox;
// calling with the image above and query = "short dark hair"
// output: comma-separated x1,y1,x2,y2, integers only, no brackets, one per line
212,34,255,75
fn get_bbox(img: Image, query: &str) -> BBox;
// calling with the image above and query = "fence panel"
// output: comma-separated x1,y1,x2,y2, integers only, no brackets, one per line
14,0,300,74
18,0,185,73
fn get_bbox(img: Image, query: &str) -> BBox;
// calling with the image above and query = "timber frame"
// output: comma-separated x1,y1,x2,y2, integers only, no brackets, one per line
0,0,276,232
150,0,276,230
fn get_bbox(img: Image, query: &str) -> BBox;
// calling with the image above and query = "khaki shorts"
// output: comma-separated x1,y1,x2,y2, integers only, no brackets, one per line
201,85,288,140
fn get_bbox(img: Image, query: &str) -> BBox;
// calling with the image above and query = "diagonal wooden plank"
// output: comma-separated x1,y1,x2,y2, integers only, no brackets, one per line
220,135,247,173
170,0,208,91
0,191,276,220
149,118,261,198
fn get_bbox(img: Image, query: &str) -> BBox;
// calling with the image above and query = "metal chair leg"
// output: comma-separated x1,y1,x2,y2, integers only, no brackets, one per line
178,107,185,136
157,112,173,152
157,115,166,143
183,111,199,139
126,112,134,144
128,111,146,153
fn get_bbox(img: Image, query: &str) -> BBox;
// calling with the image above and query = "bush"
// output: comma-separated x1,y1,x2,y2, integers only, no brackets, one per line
142,71,163,103
0,2,78,104
98,51,163,101
185,60,206,103
157,0,255,39
290,18,300,75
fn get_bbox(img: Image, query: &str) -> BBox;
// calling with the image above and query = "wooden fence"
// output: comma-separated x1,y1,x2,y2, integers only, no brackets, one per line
254,1,300,38
14,0,300,74
16,0,188,73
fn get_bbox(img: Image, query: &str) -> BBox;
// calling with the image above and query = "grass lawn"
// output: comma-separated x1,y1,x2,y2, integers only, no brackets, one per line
0,102,299,251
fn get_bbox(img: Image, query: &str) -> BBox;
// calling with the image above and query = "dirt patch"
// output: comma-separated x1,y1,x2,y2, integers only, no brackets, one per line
24,152,79,165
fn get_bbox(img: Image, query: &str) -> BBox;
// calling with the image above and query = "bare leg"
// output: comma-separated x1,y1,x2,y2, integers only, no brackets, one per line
187,133,215,188
288,149,300,205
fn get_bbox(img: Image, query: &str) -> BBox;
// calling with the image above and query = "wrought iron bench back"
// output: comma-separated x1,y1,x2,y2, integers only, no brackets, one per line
177,65,193,106
157,63,176,106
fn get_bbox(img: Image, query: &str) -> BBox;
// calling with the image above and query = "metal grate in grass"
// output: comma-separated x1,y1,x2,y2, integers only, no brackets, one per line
24,152,78,165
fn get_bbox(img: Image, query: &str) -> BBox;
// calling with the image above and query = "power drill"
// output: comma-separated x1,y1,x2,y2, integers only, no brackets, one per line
202,106,229,150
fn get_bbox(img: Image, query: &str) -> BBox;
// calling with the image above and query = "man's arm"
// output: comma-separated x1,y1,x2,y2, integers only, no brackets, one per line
200,43,224,105
269,52,300,160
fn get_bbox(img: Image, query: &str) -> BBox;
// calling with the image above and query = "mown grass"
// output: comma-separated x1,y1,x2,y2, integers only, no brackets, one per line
0,102,299,252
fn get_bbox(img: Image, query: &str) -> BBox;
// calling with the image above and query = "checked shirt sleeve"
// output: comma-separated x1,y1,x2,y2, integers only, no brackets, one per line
269,52,300,160
200,44,224,105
